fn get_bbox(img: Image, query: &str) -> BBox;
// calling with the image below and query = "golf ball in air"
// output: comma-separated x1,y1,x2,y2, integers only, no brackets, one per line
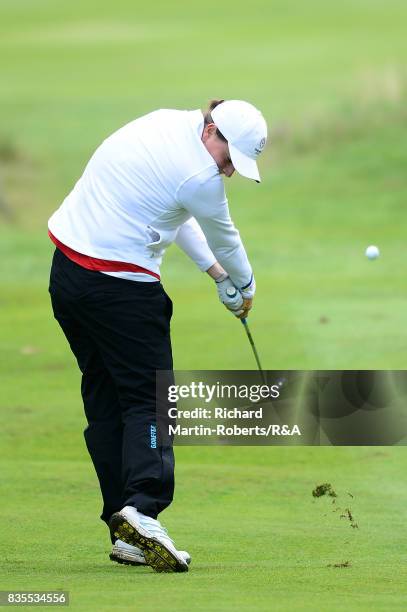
365,245,380,260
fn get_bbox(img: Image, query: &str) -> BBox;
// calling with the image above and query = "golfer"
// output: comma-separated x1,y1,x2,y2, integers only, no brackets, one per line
48,99,267,573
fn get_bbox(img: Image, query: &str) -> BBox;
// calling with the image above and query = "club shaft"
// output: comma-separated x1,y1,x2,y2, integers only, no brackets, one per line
241,318,266,385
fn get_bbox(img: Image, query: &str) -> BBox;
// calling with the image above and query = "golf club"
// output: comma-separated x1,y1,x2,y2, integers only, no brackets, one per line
225,287,266,384
240,318,267,385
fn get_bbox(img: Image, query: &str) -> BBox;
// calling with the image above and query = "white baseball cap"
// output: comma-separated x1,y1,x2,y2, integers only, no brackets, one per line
211,100,267,182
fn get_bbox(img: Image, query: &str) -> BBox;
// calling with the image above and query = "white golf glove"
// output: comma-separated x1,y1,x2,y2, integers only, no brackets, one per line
215,273,244,316
237,274,255,318
241,275,256,299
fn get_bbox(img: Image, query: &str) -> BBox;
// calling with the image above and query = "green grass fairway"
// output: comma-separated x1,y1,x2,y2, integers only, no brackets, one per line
2,448,407,611
1,0,407,609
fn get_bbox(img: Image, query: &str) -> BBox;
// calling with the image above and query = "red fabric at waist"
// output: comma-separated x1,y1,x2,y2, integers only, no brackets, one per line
48,230,160,280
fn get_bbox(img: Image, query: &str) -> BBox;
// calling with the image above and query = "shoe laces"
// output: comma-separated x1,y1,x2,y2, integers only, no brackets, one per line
139,514,174,547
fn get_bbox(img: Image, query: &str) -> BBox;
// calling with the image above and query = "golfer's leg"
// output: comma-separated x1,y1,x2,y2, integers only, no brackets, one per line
49,290,124,524
81,346,124,525
120,361,175,520
83,282,175,520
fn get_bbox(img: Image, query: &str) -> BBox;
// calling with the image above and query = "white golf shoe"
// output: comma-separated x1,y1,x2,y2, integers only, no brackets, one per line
110,538,191,567
109,506,189,573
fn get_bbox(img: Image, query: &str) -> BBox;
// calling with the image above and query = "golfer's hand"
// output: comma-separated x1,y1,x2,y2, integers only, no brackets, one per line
237,297,253,319
215,273,244,316
237,275,255,318
215,273,254,318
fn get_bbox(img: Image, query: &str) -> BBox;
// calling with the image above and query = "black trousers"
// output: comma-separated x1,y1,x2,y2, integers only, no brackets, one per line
48,248,175,533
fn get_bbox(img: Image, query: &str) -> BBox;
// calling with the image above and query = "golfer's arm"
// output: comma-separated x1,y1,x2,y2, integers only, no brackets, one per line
176,174,253,288
192,212,253,289
206,262,227,280
174,217,217,272
174,219,228,280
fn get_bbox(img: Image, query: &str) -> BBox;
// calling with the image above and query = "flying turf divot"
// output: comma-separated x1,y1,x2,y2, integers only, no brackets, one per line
312,483,359,568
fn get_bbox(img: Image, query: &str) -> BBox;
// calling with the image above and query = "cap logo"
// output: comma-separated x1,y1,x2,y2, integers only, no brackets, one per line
254,137,266,156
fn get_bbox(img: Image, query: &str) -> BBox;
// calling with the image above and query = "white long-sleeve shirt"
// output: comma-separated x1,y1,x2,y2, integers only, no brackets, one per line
48,108,253,288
